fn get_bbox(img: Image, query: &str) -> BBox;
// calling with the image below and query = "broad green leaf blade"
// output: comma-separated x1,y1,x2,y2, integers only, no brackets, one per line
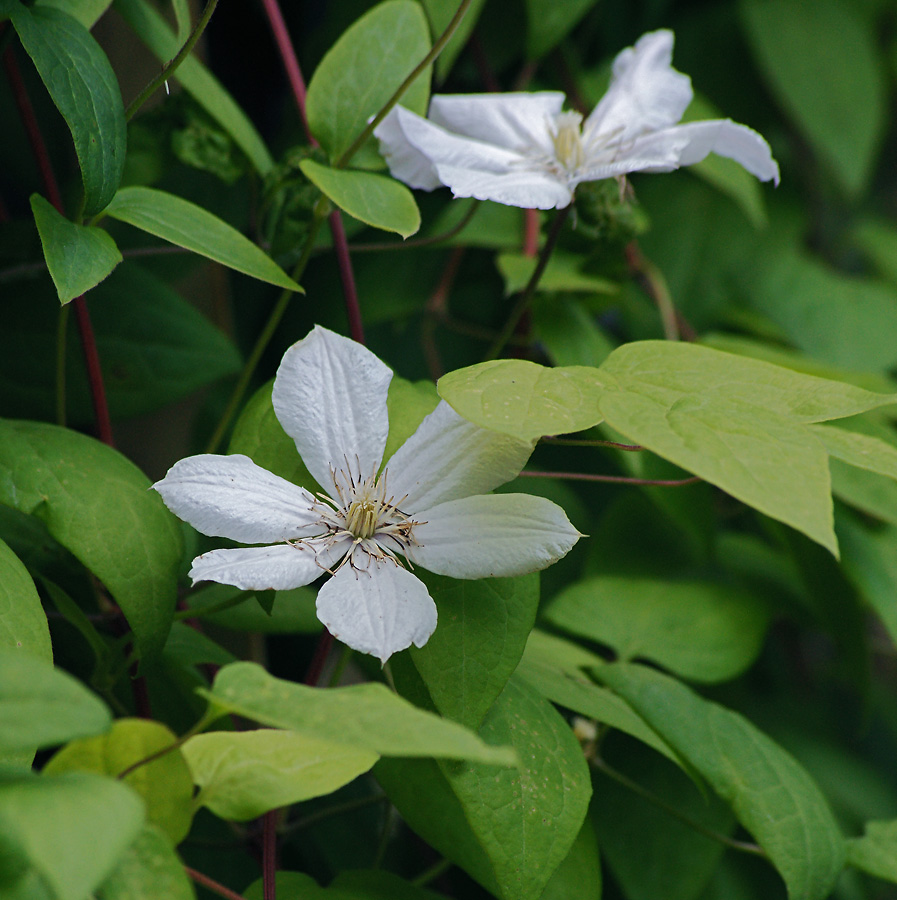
44,719,194,843
812,424,897,481
104,187,301,290
375,676,591,900
0,651,110,752
384,376,440,460
112,0,273,174
98,824,195,900
598,663,845,900
0,770,144,900
846,819,897,883
305,0,431,168
544,576,769,683
496,250,617,296
0,539,51,664
30,194,121,304
539,816,602,900
36,0,112,29
437,360,603,442
9,3,126,215
410,571,540,729
0,420,183,658
740,0,885,196
420,0,487,80
182,730,378,821
300,160,421,238
524,0,597,58
201,662,516,765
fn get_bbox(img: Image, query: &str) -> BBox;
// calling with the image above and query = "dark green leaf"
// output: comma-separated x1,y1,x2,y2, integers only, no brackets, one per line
524,0,597,58
420,0,488,79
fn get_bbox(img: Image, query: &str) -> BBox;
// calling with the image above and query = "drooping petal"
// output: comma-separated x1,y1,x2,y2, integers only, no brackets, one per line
315,559,437,663
386,401,534,512
632,119,780,184
373,106,444,190
434,163,574,210
189,539,350,591
585,30,692,143
429,92,565,155
272,326,392,495
153,454,321,543
410,493,582,579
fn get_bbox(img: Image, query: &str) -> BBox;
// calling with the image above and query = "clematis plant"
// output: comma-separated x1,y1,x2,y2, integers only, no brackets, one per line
374,29,779,210
153,326,580,663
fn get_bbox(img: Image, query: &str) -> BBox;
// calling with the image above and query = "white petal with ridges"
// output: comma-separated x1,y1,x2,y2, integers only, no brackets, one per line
273,326,392,494
374,107,443,190
153,454,321,543
386,401,534,512
411,493,581,578
316,560,437,664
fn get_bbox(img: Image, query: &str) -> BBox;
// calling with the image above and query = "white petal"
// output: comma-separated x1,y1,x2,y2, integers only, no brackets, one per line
429,92,565,155
385,401,534,512
316,559,437,664
272,326,392,495
435,163,573,210
374,106,443,190
635,119,780,184
189,540,350,591
153,454,321,543
585,30,692,142
411,493,582,579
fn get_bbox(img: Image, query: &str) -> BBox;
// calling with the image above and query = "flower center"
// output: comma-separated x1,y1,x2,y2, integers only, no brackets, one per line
552,111,585,173
344,495,381,540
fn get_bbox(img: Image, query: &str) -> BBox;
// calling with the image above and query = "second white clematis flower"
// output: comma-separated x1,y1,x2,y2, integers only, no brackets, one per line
374,29,779,210
153,327,580,663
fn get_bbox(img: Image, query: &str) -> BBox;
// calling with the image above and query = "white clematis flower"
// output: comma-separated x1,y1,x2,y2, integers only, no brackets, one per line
374,29,779,210
153,326,581,663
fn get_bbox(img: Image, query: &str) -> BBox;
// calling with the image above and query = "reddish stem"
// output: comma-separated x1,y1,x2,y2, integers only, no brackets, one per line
523,208,539,257
262,810,278,900
185,867,249,900
304,630,335,687
329,209,365,344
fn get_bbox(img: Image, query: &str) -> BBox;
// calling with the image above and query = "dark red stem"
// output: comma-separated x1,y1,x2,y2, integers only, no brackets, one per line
329,209,365,344
185,867,249,900
262,810,278,900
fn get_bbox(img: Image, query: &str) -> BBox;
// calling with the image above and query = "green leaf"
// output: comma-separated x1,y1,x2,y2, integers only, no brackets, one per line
36,0,112,29
544,575,769,683
182,729,379,821
524,0,597,58
0,770,144,900
598,663,845,900
0,420,183,658
539,816,602,900
851,217,897,286
0,539,51,665
331,870,448,900
98,824,195,900
201,661,516,766
186,584,321,635
375,676,591,900
846,819,897,884
410,572,539,729
533,297,615,368
300,161,421,238
740,0,885,196
112,0,273,174
306,0,431,168
44,719,194,843
496,250,617,296
812,423,897,482
104,187,301,291
0,651,110,752
30,194,121,304
9,3,126,216
420,0,488,80
437,360,603,442
384,377,439,460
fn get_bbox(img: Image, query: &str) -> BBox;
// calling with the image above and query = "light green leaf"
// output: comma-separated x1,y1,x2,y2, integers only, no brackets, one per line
410,571,540,729
496,250,617,296
9,3,126,215
524,0,597,58
741,0,885,196
300,160,421,238
812,423,897,481
437,360,603,442
44,719,194,843
0,651,110,752
112,0,273,174
36,0,111,29
0,420,183,658
201,661,516,766
375,676,591,900
0,539,51,665
305,0,431,168
0,770,144,900
420,0,487,79
98,824,195,900
598,663,845,900
104,187,301,291
30,194,121,304
182,730,378,821
384,376,439,460
846,819,897,883
544,576,769,683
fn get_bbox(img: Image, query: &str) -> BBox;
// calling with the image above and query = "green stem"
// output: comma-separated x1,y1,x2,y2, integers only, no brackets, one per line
412,857,452,887
125,0,220,121
519,470,700,487
327,645,354,687
281,793,388,836
540,436,643,451
335,0,474,168
205,209,325,454
485,203,572,360
349,200,481,252
117,710,219,780
592,755,766,857
173,590,254,621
